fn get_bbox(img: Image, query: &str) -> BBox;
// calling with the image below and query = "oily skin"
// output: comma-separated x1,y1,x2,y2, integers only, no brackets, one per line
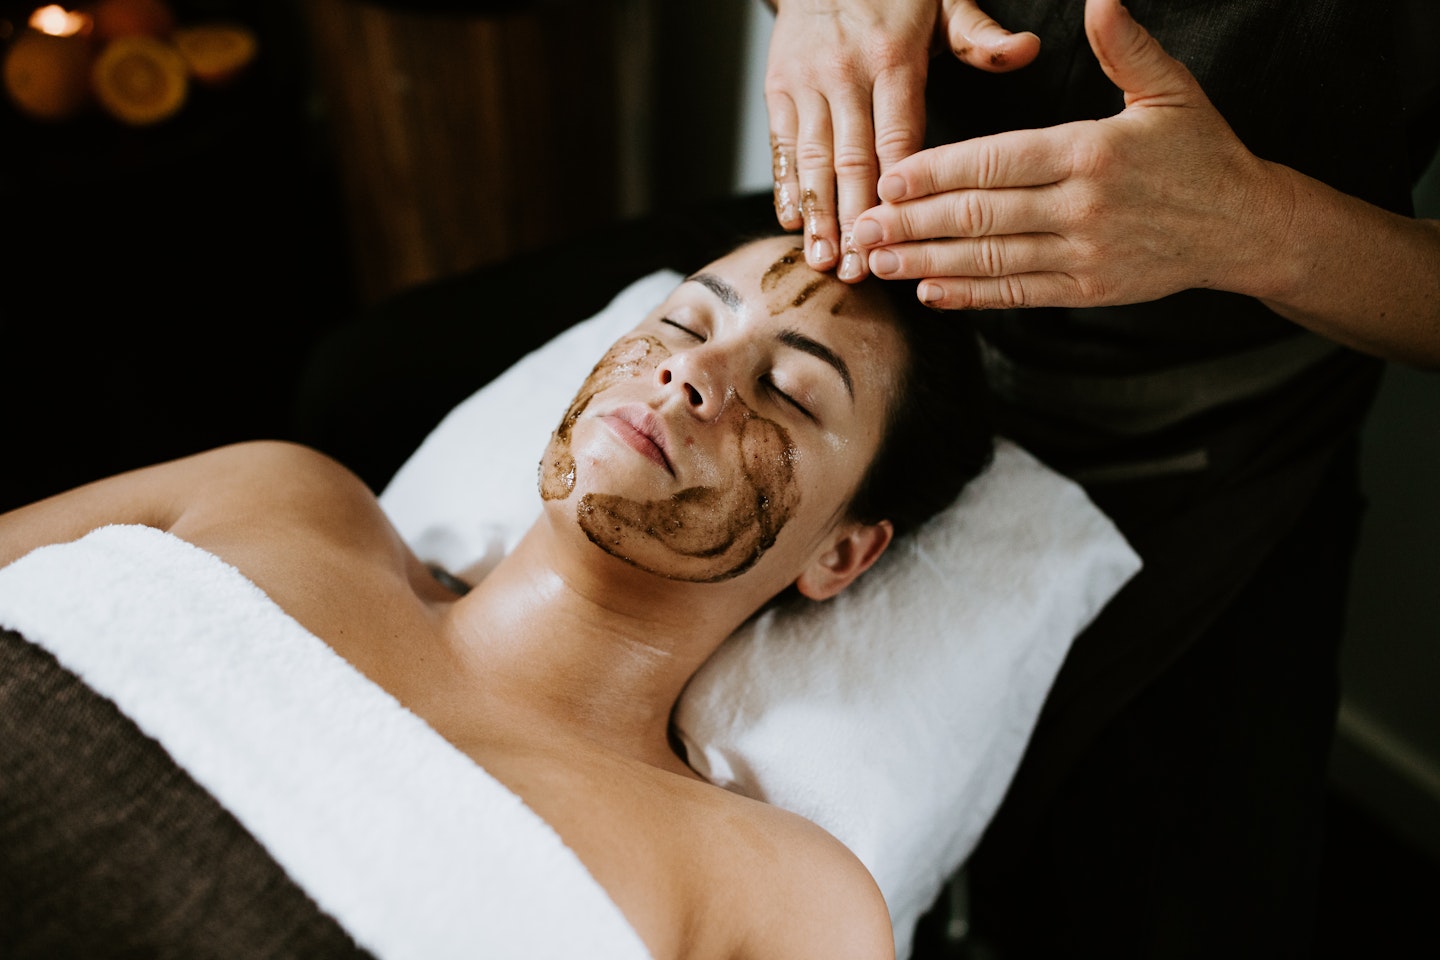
539,241,885,584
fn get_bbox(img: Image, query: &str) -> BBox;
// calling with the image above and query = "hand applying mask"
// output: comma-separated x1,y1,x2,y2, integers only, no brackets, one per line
762,0,1040,280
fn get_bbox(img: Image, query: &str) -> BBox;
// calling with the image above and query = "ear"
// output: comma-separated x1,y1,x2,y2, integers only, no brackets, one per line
794,520,894,602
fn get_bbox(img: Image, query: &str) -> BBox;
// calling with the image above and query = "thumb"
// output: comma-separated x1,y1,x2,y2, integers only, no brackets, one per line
1084,0,1196,107
942,0,1040,73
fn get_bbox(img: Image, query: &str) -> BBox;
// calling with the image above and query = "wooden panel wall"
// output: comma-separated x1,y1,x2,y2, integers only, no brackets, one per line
302,0,622,306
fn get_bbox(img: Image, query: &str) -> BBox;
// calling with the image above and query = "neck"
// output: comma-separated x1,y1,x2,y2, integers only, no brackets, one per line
443,518,756,770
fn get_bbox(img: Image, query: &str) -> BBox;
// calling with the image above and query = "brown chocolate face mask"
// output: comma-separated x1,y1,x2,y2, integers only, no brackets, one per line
539,332,801,583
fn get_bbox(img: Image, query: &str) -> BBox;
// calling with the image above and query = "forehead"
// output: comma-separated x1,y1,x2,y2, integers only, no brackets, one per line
711,237,847,313
701,237,904,355
685,236,910,417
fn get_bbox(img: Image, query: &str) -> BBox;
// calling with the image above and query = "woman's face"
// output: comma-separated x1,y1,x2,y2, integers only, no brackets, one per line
540,235,906,586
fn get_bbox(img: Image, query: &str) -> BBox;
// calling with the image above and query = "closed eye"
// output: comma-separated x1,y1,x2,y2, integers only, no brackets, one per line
661,317,704,340
761,375,816,422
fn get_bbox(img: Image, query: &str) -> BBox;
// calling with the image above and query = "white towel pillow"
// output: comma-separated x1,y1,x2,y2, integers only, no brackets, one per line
379,270,1141,960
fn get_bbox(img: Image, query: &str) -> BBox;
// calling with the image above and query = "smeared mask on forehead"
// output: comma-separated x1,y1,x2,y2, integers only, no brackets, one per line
760,245,850,316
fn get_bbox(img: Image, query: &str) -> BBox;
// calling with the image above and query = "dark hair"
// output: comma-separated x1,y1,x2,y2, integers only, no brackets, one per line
843,277,994,539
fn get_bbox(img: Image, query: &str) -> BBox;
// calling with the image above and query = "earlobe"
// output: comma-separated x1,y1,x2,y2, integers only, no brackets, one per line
795,520,894,601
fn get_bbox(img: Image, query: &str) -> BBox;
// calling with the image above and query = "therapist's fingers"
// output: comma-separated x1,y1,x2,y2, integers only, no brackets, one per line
846,61,929,282
870,58,930,179
862,234,1099,309
859,184,1062,253
867,233,1062,283
916,272,1095,310
876,124,1080,203
793,90,842,271
764,0,943,274
940,0,1041,73
833,59,932,282
767,91,802,231
830,84,882,281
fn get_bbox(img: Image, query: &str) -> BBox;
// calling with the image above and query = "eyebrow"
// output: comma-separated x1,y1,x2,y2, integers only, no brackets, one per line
689,271,743,311
778,329,854,400
686,270,854,401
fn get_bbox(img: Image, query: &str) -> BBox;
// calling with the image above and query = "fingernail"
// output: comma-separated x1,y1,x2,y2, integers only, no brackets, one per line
918,282,943,303
870,249,899,276
853,219,882,246
838,250,863,281
878,174,907,203
810,237,835,264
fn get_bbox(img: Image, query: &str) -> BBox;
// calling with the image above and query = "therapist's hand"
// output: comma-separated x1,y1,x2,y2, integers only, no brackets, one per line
853,0,1286,308
765,0,1040,279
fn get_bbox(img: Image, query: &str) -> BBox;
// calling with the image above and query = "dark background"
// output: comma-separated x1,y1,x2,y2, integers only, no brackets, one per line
1,0,354,512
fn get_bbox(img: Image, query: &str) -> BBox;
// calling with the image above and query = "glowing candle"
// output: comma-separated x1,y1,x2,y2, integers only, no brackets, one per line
3,5,95,121
29,4,92,38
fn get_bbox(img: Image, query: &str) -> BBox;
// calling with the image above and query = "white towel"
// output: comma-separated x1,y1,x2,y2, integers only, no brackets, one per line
0,524,651,960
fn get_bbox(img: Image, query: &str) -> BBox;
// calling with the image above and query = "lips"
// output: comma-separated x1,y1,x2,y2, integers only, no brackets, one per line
599,405,675,475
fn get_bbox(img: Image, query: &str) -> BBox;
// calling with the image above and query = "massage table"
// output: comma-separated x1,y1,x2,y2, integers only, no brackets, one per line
0,192,1140,959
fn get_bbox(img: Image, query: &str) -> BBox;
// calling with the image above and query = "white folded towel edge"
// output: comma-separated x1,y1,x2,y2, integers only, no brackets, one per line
0,524,652,960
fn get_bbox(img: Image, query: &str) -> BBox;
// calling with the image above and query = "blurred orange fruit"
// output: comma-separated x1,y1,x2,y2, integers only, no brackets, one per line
90,0,176,41
3,29,94,121
91,34,187,125
172,23,256,87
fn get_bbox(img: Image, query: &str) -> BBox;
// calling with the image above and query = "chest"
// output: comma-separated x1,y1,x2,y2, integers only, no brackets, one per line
475,746,767,960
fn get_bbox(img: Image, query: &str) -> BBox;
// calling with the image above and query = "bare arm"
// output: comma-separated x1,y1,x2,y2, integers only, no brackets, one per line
0,442,338,570
1254,167,1440,367
0,459,187,569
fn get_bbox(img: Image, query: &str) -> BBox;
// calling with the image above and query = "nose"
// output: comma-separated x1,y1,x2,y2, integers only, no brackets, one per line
657,348,728,420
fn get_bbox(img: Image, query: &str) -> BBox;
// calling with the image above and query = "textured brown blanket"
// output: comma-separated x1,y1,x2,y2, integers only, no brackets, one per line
0,627,373,959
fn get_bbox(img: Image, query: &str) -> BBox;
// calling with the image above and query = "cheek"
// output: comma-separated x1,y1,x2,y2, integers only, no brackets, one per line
539,335,668,502
799,420,883,527
575,413,803,583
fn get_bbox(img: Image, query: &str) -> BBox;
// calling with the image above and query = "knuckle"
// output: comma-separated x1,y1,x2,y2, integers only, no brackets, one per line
832,148,878,180
873,126,915,164
794,139,834,168
1069,132,1109,178
975,237,1006,276
953,191,990,236
1000,275,1029,308
1075,273,1111,302
895,205,923,242
864,36,919,73
973,139,1005,188
1056,183,1102,225
763,72,801,103
1120,28,1157,72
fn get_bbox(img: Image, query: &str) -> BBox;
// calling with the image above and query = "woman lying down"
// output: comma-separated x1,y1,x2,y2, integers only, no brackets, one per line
0,235,992,960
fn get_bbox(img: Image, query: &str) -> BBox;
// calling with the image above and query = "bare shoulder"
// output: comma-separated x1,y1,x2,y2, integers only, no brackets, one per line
168,441,377,526
0,441,374,568
714,792,895,960
177,440,358,497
